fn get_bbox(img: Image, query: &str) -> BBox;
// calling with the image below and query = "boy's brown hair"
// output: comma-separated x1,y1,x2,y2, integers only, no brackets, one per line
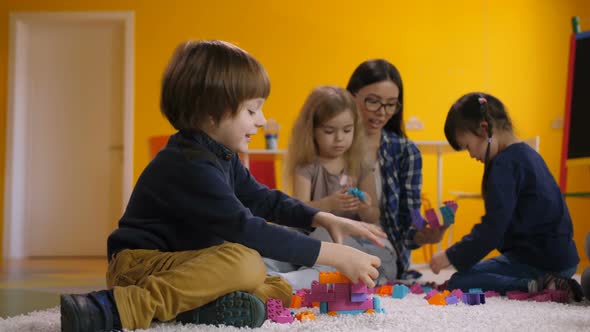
161,40,270,130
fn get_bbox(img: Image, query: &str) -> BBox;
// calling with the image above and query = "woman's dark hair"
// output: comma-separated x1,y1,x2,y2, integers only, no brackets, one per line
444,92,513,197
346,59,406,137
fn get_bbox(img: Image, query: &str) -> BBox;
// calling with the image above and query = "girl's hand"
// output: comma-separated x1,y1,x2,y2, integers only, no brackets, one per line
312,212,385,247
316,242,381,288
414,226,448,245
327,189,362,212
430,251,451,274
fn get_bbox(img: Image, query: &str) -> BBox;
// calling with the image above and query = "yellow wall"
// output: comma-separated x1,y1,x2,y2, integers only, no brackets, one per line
1,0,589,269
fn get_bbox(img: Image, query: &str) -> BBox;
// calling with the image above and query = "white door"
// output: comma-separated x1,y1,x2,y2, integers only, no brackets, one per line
11,17,126,256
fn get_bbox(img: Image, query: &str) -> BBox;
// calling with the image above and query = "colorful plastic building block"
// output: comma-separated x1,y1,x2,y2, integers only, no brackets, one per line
392,284,410,299
290,294,302,308
469,288,483,293
506,291,531,301
411,208,427,230
304,272,379,316
347,187,366,202
295,311,315,321
484,290,500,297
427,293,447,306
462,292,486,305
410,283,424,294
266,298,294,324
319,271,351,284
451,289,464,299
424,208,441,229
376,285,393,296
445,295,460,305
424,289,439,300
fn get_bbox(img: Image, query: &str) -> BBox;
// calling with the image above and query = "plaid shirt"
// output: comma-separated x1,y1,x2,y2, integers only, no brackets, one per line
378,131,423,278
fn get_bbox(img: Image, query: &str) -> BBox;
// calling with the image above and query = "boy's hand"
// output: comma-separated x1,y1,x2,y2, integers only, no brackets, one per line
414,225,448,245
430,251,451,274
316,242,381,288
312,212,385,247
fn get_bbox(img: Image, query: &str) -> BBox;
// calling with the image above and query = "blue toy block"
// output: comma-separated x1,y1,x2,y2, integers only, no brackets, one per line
392,284,410,299
373,296,383,313
469,288,483,294
332,309,366,315
440,205,455,226
422,286,432,294
347,187,366,202
320,302,328,314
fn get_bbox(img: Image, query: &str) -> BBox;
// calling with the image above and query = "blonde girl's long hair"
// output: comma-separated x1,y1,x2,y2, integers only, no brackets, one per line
285,85,366,190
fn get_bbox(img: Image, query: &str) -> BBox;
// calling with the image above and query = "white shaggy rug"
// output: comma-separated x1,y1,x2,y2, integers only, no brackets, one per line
1,294,589,332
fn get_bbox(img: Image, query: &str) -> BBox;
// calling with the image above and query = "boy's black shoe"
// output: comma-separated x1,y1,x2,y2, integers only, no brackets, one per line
176,291,266,328
60,289,122,332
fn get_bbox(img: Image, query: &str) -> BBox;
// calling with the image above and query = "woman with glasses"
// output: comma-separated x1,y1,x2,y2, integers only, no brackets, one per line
347,59,447,280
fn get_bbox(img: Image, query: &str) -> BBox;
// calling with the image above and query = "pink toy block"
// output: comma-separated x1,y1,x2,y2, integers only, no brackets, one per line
444,200,458,212
424,289,439,300
328,298,374,311
506,291,531,301
484,290,500,297
266,298,294,324
451,289,464,299
532,293,552,302
410,283,424,294
351,281,367,294
425,209,441,229
543,289,568,303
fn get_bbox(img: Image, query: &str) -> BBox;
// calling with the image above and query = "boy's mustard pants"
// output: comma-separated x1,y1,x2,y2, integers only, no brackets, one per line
106,243,292,330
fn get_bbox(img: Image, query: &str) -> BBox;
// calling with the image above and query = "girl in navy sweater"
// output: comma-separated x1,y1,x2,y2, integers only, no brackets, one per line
430,92,582,301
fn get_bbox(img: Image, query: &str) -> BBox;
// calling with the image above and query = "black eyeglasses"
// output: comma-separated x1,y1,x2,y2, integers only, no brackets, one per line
363,97,401,115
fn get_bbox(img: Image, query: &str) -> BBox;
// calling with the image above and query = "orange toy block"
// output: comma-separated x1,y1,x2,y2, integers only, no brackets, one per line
376,285,393,296
319,271,351,284
427,293,447,306
290,295,302,308
295,311,316,321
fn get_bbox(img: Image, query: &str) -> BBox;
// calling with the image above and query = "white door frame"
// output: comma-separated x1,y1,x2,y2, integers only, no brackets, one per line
3,11,135,258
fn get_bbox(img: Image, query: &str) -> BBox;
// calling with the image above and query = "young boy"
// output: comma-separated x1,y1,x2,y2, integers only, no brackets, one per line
60,40,385,332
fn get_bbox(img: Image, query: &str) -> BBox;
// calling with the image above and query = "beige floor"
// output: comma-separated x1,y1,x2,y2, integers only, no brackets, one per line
0,257,107,318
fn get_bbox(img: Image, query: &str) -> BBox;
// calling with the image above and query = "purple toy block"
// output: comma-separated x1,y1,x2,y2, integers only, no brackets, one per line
506,291,531,301
445,295,459,305
410,283,424,294
462,293,485,305
425,209,440,229
351,293,367,302
266,298,294,324
484,290,500,297
424,289,439,300
411,209,427,230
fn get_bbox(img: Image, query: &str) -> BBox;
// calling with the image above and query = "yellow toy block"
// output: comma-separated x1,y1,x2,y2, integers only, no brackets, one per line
319,271,351,284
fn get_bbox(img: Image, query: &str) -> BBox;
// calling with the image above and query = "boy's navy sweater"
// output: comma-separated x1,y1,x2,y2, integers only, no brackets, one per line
108,131,321,266
446,143,579,272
